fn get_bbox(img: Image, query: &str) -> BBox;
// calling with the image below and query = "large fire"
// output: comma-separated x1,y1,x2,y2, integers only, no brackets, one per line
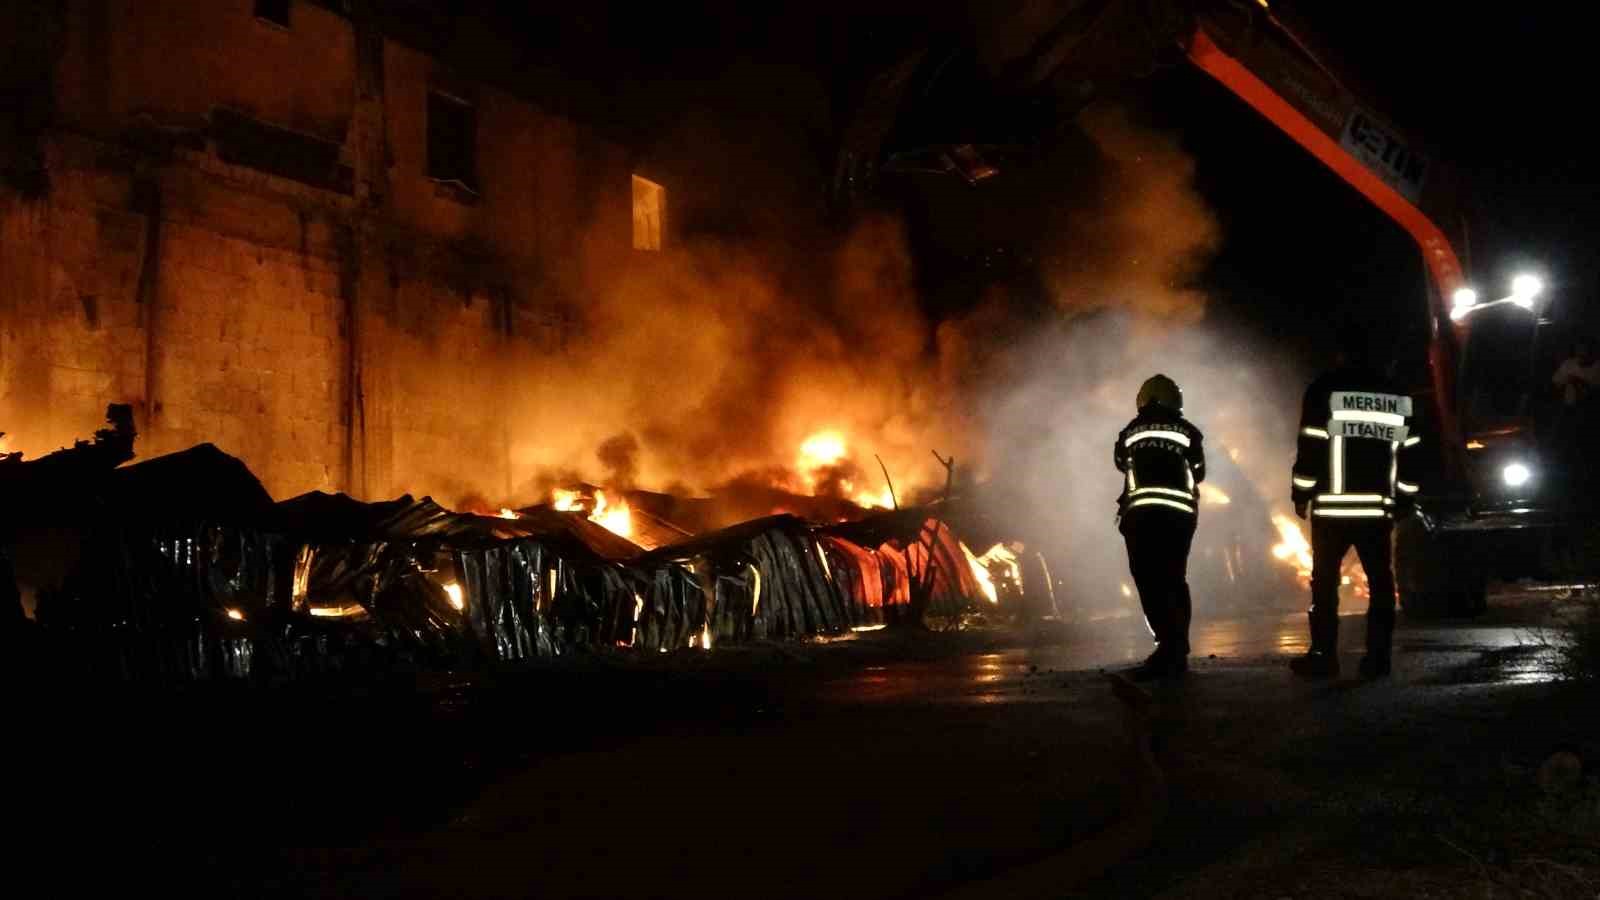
797,431,847,471
797,429,897,509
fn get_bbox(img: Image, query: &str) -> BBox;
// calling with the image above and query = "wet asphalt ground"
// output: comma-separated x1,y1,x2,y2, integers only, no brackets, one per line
19,595,1593,898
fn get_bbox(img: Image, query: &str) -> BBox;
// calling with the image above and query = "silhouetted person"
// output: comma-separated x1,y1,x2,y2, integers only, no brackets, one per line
1115,374,1205,680
1289,327,1424,679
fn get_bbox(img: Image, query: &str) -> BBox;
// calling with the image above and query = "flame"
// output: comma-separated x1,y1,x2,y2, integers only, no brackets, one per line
225,608,245,621
443,581,465,611
699,622,713,650
793,430,897,508
590,490,633,539
854,486,896,510
1268,512,1371,600
960,541,1000,604
549,487,634,540
798,430,847,472
498,507,519,520
977,542,1021,582
1270,514,1314,579
291,545,314,611
309,603,365,618
1198,483,1231,505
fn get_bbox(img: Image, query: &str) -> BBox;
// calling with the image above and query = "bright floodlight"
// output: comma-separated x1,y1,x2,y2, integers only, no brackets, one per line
1502,462,1532,488
1452,287,1479,308
1511,273,1544,299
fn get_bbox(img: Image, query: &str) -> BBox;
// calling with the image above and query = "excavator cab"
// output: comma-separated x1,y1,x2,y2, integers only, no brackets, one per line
1456,297,1552,514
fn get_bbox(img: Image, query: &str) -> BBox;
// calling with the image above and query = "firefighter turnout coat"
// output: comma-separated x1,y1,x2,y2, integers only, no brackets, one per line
1292,366,1423,520
1115,406,1206,519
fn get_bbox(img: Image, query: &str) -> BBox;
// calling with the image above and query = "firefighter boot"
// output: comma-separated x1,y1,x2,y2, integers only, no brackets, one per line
1126,650,1183,682
1289,612,1340,679
1360,608,1394,679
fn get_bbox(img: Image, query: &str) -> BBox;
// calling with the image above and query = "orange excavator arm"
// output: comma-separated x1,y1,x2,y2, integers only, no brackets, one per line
1182,5,1468,477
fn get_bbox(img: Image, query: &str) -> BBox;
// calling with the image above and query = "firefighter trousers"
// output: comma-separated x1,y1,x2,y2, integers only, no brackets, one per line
1309,518,1396,657
1121,509,1196,658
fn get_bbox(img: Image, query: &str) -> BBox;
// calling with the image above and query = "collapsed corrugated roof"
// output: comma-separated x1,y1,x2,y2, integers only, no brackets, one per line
276,492,643,559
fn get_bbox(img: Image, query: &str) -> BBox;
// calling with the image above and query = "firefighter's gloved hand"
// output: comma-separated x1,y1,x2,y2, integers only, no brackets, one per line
1294,500,1308,520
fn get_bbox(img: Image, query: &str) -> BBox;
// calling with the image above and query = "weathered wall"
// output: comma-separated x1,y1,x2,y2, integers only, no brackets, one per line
0,0,634,504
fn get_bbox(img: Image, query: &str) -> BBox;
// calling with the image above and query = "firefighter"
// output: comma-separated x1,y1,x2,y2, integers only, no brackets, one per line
1115,374,1206,680
1289,327,1423,679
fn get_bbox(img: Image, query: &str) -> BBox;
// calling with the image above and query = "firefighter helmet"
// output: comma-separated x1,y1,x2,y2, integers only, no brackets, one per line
1137,374,1183,412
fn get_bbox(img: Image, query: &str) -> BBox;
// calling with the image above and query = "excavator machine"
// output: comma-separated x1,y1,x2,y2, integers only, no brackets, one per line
832,0,1569,613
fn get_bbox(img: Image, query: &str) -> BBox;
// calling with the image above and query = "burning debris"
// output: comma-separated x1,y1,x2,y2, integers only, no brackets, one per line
4,428,1021,681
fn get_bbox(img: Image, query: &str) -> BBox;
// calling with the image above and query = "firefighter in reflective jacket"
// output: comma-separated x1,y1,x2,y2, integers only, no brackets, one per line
1115,374,1206,680
1289,330,1423,679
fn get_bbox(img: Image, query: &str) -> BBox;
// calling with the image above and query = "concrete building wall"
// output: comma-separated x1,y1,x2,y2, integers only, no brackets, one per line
0,0,637,504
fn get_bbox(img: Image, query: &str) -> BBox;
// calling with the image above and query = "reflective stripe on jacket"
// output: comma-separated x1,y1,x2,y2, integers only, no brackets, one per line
1116,406,1206,517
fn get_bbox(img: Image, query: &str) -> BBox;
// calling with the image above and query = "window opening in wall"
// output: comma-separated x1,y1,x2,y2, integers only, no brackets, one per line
254,0,291,28
427,91,478,193
632,175,664,251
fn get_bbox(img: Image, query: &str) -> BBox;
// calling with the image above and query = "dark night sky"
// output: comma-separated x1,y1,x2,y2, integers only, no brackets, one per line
1156,3,1600,358
506,2,1599,367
